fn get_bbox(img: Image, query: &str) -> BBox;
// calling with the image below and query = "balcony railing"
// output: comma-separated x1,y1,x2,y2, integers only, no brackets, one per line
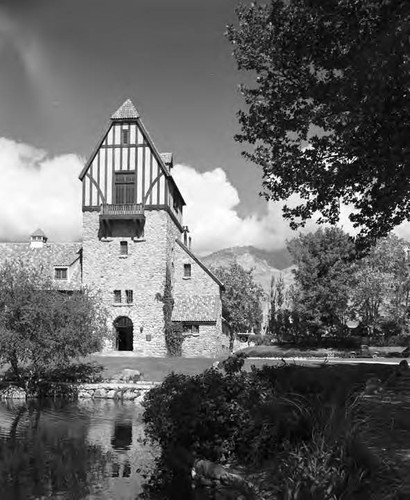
100,203,144,219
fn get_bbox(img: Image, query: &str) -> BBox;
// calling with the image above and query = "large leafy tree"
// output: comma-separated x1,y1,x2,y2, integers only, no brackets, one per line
0,260,109,391
226,1,410,246
352,234,410,335
212,262,264,334
287,227,357,337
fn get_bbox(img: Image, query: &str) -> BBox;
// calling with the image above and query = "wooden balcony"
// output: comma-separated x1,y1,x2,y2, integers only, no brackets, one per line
100,203,144,220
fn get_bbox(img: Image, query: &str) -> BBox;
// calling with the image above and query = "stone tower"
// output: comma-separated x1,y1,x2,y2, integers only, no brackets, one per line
79,99,185,355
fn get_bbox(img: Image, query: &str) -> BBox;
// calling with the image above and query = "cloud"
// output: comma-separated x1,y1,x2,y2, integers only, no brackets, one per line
173,164,320,255
0,138,82,241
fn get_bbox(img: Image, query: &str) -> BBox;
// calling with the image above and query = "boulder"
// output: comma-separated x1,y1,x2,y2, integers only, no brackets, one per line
113,369,141,383
94,388,107,398
364,377,383,395
106,390,116,399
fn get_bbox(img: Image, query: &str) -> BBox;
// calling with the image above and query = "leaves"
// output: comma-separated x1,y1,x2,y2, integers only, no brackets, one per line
227,0,410,247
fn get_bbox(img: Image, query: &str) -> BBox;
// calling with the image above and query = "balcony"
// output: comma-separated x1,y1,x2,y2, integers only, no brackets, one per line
100,203,144,220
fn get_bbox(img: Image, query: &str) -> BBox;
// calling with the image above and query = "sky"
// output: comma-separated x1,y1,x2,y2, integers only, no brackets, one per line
1,0,409,255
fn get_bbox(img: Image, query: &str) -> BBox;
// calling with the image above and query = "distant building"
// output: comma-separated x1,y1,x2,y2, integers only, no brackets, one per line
0,99,229,357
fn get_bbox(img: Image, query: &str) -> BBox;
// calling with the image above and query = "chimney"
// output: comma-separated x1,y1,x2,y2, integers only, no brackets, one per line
30,228,48,249
182,225,189,246
188,236,192,250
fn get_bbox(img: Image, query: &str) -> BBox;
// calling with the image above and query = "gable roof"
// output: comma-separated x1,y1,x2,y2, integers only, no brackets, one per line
175,239,224,289
78,100,186,205
111,99,140,120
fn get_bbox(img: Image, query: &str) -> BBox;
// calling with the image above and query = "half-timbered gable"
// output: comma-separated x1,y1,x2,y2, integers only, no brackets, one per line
79,99,185,232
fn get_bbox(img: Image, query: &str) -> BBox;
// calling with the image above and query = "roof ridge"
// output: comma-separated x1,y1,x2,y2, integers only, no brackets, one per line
111,99,140,120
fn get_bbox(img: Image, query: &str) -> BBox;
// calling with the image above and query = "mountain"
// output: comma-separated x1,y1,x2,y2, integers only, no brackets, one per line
202,246,295,320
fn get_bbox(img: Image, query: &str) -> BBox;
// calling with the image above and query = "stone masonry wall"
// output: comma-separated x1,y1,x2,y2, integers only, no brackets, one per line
82,210,174,356
174,242,228,357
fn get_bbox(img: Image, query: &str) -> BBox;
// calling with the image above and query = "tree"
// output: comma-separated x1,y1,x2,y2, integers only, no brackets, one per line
212,262,264,334
0,260,108,391
287,227,356,338
351,234,410,336
226,1,410,246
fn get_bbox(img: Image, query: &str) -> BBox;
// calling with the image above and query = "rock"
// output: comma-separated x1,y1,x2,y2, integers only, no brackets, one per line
78,389,92,399
364,377,383,395
94,388,107,398
106,390,116,399
398,360,409,373
113,369,141,383
0,385,26,400
123,390,136,400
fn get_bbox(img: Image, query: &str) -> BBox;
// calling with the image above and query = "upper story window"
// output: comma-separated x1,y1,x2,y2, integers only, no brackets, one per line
184,264,191,278
114,172,135,204
54,267,68,280
126,290,133,304
120,241,128,255
114,290,122,303
122,129,130,145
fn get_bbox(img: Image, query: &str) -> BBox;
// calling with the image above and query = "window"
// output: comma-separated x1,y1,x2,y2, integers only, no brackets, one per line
115,172,135,204
54,267,68,280
184,264,191,278
120,241,128,255
114,290,122,303
121,129,129,145
183,324,199,335
126,290,133,304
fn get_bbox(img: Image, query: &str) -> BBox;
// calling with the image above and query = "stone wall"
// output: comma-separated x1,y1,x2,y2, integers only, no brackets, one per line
82,210,174,356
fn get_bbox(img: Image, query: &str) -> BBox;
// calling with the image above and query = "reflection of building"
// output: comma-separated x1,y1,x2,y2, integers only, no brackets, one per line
0,99,229,357
84,400,155,499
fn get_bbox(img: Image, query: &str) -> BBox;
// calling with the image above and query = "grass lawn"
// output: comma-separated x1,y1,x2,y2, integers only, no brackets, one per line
84,355,218,382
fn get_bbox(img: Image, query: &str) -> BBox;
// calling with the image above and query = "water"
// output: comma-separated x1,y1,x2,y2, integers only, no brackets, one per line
0,399,157,500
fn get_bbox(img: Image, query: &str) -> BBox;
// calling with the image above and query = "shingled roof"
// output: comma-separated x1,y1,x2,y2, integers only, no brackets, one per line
111,99,140,120
172,295,219,322
0,242,82,290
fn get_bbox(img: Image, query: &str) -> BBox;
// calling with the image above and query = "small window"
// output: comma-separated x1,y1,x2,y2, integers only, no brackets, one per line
183,324,199,335
122,129,129,145
114,290,122,303
120,241,128,255
126,290,133,304
184,264,191,278
54,267,68,280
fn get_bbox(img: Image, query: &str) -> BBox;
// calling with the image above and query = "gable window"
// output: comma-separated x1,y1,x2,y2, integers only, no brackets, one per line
114,290,122,303
54,267,68,280
115,172,135,204
126,290,133,304
122,129,129,145
120,241,128,255
184,264,191,278
183,324,199,335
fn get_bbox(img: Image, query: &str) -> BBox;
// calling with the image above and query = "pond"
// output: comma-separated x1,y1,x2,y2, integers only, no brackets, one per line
0,399,157,500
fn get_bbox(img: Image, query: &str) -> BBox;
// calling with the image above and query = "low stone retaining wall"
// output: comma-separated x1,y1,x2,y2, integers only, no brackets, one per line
0,381,160,401
77,381,159,402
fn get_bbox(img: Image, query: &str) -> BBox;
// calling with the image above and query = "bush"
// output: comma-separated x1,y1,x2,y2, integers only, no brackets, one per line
141,363,380,498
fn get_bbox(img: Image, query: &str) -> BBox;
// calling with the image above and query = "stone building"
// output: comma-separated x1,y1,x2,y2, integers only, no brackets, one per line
0,99,228,357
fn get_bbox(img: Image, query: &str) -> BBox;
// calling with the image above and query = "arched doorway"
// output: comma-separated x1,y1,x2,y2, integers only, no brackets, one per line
114,316,133,351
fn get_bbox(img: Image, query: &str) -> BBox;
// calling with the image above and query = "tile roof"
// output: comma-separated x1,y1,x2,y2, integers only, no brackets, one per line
0,242,82,290
172,295,219,322
31,228,47,237
111,99,140,120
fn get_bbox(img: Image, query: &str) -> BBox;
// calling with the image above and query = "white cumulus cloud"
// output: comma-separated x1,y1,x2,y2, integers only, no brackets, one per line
0,138,82,241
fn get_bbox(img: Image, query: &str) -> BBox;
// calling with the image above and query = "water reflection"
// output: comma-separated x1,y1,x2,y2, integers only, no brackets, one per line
0,399,156,500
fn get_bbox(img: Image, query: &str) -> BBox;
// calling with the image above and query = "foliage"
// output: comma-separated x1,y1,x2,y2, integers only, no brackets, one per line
160,266,184,357
351,235,410,335
0,260,108,392
287,227,357,339
142,363,384,499
212,262,264,334
226,1,410,247
268,274,294,339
